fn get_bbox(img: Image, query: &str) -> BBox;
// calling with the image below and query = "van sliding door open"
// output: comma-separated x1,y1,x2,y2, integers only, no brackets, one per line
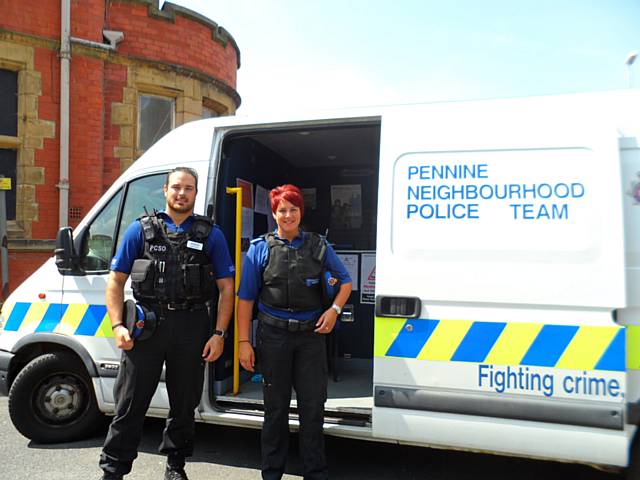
209,117,382,424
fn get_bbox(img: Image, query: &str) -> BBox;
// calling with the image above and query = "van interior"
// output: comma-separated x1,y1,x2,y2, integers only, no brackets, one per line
210,118,381,426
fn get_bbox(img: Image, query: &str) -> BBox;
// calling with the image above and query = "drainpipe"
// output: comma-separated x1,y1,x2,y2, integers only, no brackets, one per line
58,0,71,228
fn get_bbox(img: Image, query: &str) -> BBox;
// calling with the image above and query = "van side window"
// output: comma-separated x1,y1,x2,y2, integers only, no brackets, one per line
79,174,166,273
80,189,123,272
115,173,166,249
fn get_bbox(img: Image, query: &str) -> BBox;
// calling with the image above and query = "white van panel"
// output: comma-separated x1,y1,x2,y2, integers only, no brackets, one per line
372,92,638,462
373,406,629,467
377,95,628,308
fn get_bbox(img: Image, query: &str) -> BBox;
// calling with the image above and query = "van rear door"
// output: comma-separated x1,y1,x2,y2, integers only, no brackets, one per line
372,92,633,463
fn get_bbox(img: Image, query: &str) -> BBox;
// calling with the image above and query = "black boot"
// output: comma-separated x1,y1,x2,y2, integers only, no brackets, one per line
164,466,189,480
101,473,123,480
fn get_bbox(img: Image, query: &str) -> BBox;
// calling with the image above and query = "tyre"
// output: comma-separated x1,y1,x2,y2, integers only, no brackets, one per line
8,352,103,443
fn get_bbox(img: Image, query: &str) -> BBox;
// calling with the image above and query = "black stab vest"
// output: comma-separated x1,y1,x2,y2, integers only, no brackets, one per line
259,232,327,311
130,214,216,304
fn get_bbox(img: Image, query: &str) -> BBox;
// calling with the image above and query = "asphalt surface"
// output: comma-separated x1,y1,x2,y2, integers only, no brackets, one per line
0,396,624,480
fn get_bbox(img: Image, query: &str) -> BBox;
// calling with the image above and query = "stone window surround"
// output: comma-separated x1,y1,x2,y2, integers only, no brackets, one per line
137,91,176,152
0,40,55,241
112,64,235,171
203,96,227,117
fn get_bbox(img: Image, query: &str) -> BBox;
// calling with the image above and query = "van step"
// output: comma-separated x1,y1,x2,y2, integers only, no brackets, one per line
215,397,371,427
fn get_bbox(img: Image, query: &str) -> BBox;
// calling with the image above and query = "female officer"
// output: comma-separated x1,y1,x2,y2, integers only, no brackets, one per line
237,184,352,480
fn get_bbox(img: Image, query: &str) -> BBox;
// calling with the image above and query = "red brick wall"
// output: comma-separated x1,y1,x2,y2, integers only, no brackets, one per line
107,2,238,86
68,54,105,227
5,252,50,298
103,63,127,191
0,0,105,42
0,0,60,38
71,0,105,43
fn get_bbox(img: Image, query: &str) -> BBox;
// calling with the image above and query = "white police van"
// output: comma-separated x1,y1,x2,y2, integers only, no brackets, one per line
1,90,640,476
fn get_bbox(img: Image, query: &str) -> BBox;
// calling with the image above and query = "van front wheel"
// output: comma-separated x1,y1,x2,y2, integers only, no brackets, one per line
8,352,103,443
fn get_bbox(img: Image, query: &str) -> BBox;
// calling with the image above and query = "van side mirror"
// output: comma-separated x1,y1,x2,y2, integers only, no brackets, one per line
55,227,82,275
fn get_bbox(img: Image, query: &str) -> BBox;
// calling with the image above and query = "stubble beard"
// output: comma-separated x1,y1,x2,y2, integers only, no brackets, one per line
167,198,194,215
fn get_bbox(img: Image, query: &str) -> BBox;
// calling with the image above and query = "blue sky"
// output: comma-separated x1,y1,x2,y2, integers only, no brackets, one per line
169,0,640,115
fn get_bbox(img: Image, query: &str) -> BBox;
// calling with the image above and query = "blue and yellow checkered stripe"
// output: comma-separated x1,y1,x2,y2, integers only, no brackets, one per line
375,317,637,372
1,302,114,338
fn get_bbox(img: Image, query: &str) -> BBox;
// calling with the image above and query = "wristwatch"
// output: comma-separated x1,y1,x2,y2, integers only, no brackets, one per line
213,329,227,338
331,304,342,315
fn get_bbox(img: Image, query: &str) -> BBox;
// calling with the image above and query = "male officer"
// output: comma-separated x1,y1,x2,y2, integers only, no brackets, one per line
99,167,235,480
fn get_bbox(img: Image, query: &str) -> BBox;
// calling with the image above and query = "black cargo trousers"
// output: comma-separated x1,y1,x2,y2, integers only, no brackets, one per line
258,322,328,480
99,306,210,477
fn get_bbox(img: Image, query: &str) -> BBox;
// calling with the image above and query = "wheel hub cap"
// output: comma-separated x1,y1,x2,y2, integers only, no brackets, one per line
37,376,84,422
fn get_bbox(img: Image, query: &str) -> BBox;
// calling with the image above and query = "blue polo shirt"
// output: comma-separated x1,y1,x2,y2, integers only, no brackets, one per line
237,230,352,321
111,211,235,279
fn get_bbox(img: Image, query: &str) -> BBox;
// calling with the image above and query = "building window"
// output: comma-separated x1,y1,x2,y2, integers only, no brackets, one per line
0,69,18,221
137,94,175,151
202,98,226,118
0,69,17,136
202,105,219,119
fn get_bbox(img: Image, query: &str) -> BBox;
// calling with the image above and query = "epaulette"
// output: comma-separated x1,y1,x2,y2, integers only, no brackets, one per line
306,232,327,262
192,214,214,224
264,233,282,251
190,214,213,242
251,235,267,245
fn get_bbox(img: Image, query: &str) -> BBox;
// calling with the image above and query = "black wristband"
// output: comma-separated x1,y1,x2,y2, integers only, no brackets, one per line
111,322,124,330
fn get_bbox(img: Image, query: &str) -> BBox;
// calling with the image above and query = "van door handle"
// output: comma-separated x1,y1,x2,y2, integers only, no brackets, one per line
375,296,421,318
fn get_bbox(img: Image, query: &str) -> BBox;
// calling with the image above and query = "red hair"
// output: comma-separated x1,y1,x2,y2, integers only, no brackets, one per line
270,184,304,217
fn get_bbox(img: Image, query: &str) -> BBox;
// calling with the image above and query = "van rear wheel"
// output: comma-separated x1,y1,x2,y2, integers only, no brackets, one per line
8,352,103,443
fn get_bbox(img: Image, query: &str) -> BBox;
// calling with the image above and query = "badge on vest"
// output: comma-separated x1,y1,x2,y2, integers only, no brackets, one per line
187,240,204,251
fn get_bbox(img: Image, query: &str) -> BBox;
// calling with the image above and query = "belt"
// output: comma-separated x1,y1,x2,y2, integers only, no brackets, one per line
258,311,316,332
147,302,208,311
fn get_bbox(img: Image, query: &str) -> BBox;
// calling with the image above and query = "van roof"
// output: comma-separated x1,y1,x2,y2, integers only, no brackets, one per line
129,88,640,176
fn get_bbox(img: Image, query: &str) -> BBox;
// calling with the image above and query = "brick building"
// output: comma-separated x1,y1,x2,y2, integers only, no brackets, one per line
0,0,241,295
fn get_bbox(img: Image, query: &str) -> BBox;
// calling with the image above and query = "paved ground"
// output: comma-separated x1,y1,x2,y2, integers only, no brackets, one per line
0,396,623,480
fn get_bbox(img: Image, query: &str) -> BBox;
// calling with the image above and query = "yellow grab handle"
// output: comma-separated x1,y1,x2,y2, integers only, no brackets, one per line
226,187,243,395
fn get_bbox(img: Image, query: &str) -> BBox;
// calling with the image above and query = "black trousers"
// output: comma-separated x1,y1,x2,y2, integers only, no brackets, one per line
258,322,328,480
99,308,210,476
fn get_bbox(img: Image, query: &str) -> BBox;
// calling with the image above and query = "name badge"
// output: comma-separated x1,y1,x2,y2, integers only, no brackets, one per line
187,240,204,251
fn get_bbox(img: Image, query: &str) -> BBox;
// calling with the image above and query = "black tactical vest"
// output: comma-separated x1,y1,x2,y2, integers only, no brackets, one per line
259,232,327,311
130,214,216,304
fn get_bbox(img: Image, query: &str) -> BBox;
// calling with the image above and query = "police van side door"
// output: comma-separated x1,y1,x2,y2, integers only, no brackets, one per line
372,93,631,465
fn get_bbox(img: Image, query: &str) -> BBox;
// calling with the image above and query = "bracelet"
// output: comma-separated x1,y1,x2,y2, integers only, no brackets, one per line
111,322,124,330
238,340,250,343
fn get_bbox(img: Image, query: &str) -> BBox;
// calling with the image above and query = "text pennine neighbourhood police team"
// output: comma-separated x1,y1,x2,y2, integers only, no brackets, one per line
99,172,352,480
